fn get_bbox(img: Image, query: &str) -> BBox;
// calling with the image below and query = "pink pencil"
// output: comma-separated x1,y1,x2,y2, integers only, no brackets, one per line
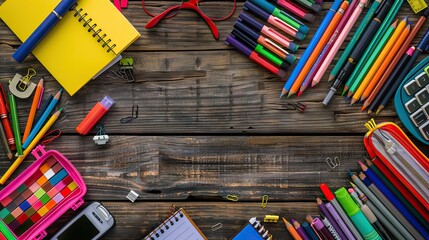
311,0,368,88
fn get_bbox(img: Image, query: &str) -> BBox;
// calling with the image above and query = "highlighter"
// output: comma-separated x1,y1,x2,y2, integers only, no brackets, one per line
334,187,381,240
76,96,115,135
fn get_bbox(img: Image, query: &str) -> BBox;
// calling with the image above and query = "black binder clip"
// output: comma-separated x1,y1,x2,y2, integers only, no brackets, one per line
118,57,135,82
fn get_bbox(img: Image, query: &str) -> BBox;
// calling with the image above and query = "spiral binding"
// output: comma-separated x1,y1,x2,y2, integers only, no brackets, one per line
147,209,185,240
70,4,117,55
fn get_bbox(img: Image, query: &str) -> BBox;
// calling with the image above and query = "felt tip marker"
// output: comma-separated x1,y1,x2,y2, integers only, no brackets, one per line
225,35,286,79
237,12,298,52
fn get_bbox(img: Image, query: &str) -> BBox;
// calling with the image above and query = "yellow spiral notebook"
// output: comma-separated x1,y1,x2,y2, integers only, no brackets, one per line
0,0,140,96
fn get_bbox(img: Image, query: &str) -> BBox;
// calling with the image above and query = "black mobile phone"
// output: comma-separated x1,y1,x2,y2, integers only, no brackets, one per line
50,201,115,240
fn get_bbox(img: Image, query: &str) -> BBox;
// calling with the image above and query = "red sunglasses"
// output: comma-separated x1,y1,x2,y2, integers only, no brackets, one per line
142,0,237,40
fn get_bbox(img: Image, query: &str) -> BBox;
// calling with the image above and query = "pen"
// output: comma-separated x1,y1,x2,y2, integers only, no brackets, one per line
271,0,315,22
294,0,322,12
322,0,392,105
225,35,287,78
232,27,295,65
282,0,342,98
325,202,356,240
376,27,429,114
249,0,309,34
351,183,406,240
311,217,334,240
243,1,305,40
8,92,23,156
330,0,382,81
0,85,15,151
319,212,341,240
237,12,298,52
13,0,77,62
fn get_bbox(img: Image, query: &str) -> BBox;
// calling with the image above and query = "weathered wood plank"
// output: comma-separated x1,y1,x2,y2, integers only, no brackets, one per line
0,44,420,134
1,136,427,201
45,201,320,240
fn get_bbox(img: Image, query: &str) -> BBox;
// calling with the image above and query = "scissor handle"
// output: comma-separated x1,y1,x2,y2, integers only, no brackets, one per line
145,5,181,29
182,2,219,39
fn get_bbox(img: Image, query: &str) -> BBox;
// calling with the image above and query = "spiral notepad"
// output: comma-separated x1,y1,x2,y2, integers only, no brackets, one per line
144,208,207,240
0,0,140,96
231,217,272,240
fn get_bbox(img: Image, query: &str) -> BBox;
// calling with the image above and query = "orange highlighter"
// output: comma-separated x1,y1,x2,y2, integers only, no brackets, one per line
76,96,115,135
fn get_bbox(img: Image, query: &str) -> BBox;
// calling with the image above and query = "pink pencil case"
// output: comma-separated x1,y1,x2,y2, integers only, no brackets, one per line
0,145,86,240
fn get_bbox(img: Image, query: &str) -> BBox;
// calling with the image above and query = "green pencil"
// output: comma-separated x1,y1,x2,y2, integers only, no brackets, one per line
343,0,404,95
8,92,22,156
330,0,382,82
347,19,398,98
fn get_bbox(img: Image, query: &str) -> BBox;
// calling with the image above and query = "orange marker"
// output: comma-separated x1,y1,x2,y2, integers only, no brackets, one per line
76,96,115,135
288,1,349,97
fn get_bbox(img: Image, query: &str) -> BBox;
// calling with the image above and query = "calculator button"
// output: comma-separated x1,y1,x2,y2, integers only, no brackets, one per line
419,121,429,141
405,98,421,113
404,80,421,96
423,103,429,117
416,72,429,87
410,109,427,127
416,88,429,105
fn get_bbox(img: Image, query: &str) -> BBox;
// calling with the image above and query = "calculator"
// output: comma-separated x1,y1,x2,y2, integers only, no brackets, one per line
394,56,429,145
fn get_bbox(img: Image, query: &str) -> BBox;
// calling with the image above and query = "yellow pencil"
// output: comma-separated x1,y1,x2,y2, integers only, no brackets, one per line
283,217,303,240
0,108,62,185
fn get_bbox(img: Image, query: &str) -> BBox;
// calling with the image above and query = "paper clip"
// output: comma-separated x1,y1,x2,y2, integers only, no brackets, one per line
211,223,223,231
226,195,239,202
326,157,341,169
283,102,306,113
120,105,139,123
261,195,269,208
9,68,37,98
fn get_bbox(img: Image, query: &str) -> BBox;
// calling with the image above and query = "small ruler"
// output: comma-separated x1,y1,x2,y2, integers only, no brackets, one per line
407,0,428,14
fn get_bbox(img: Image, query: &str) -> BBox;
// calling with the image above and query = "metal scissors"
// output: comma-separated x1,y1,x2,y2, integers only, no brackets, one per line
143,0,236,40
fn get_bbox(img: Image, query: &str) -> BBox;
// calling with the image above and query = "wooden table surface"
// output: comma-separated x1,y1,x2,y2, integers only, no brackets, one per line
1,1,429,239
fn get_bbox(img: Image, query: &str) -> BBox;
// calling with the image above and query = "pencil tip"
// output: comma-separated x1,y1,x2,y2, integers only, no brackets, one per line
287,93,293,98
367,110,372,115
7,153,12,159
375,108,381,115
297,91,303,97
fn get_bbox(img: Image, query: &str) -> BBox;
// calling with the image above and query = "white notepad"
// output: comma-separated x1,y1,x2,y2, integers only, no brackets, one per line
144,208,207,240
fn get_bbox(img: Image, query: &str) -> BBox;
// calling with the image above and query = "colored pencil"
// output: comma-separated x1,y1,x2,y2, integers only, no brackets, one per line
301,222,319,240
281,0,343,97
316,198,348,240
0,109,62,185
8,92,22,156
347,18,399,99
22,89,62,149
350,19,404,104
329,0,382,81
291,219,310,240
311,0,367,88
23,78,44,143
288,0,349,97
360,23,410,104
376,28,429,114
283,217,303,240
344,0,403,95
363,7,429,112
348,171,414,239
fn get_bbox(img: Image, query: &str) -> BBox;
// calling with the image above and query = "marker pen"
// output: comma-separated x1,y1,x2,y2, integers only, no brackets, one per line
232,27,295,65
249,0,309,34
335,187,381,240
271,0,315,22
76,96,115,135
225,35,286,79
243,1,305,40
237,12,298,51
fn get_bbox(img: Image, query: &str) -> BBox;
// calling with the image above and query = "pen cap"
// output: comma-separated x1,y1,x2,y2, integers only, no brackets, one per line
76,96,115,135
238,12,264,31
312,218,324,230
334,187,359,217
319,183,335,201
243,1,270,20
234,21,259,40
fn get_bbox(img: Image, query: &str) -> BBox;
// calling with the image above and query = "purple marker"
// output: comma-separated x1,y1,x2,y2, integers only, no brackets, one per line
312,217,334,240
326,202,356,240
317,198,348,240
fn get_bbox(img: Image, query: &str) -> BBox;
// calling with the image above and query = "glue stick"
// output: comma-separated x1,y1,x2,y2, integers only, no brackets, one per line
76,96,115,135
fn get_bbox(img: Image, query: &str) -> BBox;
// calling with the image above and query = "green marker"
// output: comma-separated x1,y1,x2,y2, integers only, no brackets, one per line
0,221,16,240
330,0,382,82
348,19,398,97
343,0,404,95
335,187,382,240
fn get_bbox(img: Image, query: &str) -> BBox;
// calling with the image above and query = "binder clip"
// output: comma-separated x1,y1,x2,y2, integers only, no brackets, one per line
119,57,135,82
9,68,37,98
93,124,109,145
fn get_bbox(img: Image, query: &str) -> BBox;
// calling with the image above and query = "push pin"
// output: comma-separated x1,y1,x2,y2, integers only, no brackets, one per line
9,68,37,98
